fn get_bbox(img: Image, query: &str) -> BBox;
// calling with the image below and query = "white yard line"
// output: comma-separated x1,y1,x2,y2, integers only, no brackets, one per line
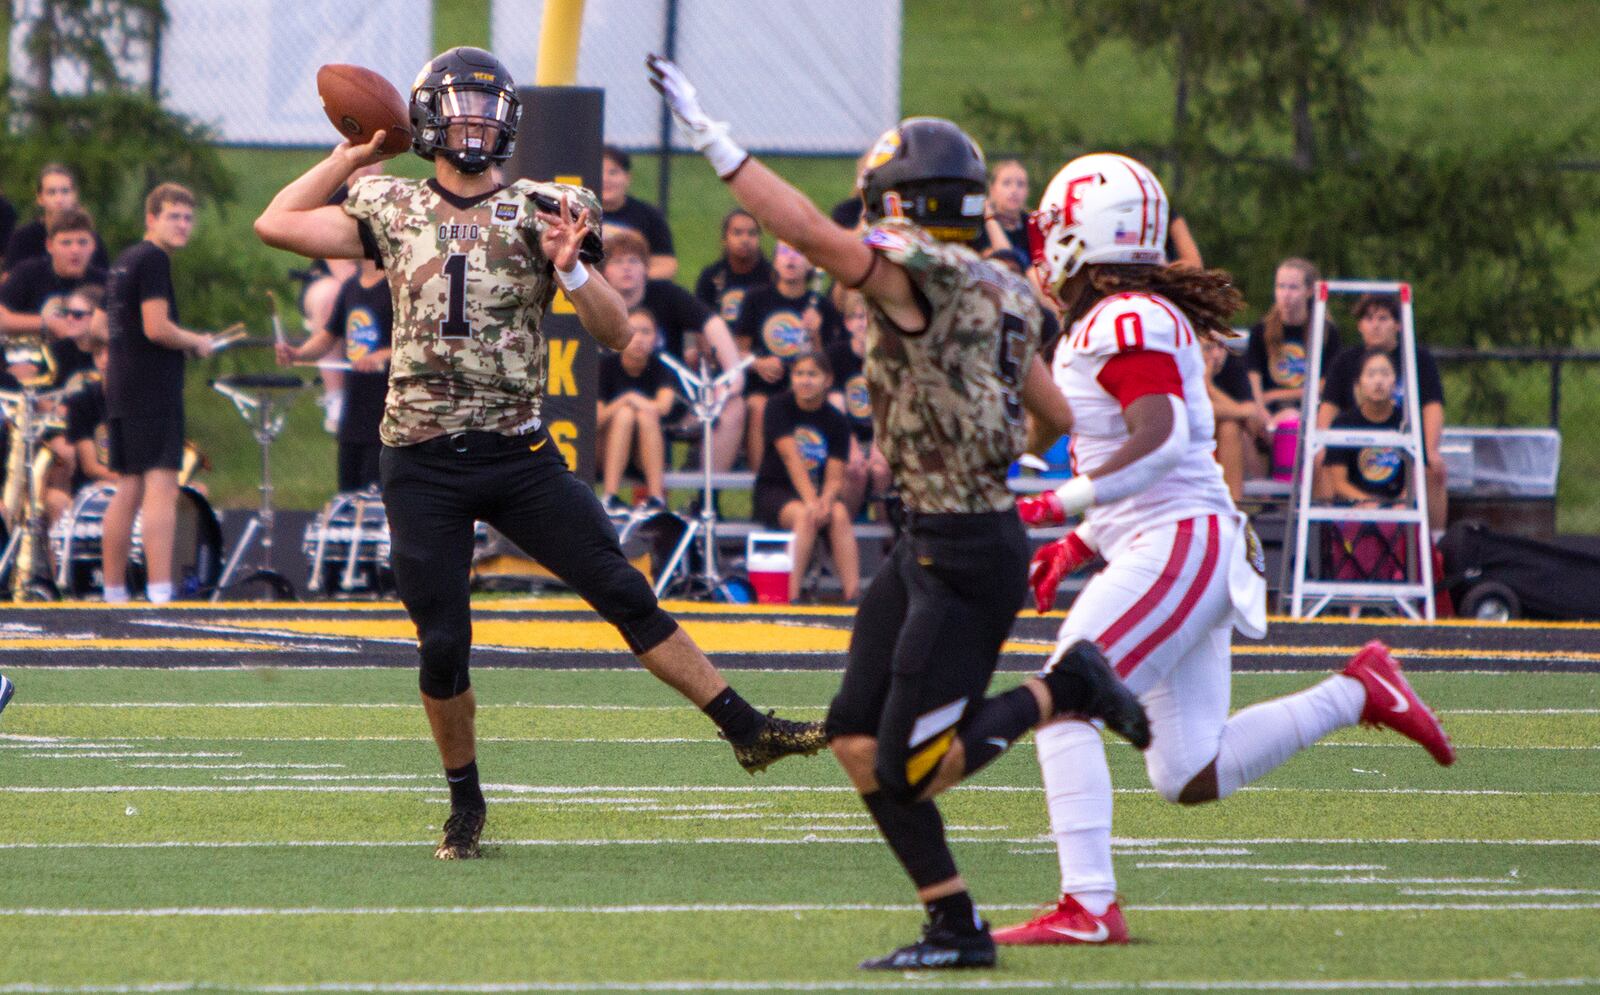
24,702,1600,715
4,901,1600,920
1,835,1596,851
2,977,1599,993
1134,862,1387,871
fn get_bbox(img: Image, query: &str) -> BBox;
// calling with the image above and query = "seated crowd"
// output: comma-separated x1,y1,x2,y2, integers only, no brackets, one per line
0,152,1449,603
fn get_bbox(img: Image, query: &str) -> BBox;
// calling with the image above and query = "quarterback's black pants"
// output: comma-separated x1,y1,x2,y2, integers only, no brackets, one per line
381,428,678,699
825,509,1030,800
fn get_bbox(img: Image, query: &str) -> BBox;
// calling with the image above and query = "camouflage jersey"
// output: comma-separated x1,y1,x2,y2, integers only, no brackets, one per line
860,218,1042,514
343,175,601,447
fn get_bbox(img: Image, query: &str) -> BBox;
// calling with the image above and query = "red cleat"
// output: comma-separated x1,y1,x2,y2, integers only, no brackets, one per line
1342,640,1456,766
992,894,1129,946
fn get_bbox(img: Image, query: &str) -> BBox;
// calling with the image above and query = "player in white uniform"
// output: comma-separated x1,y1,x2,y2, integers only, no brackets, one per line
992,153,1457,945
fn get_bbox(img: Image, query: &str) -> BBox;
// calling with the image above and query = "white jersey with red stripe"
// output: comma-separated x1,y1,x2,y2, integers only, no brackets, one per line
1054,291,1235,559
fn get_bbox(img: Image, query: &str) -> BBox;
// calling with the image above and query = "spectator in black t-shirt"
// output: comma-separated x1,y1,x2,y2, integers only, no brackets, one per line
276,258,392,491
1204,336,1265,502
825,289,891,518
972,159,1029,256
736,241,843,469
596,307,676,516
1325,349,1409,506
1246,257,1340,426
1316,293,1447,531
694,208,773,329
0,194,16,260
100,183,216,605
0,207,106,387
4,164,111,274
601,227,746,472
63,318,114,497
601,146,676,279
754,351,858,603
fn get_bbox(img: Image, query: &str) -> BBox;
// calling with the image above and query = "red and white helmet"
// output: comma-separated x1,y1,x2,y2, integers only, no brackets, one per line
1027,153,1169,299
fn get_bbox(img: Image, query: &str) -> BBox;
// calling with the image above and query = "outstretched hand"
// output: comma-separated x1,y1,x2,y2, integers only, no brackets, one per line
645,54,748,177
536,194,592,274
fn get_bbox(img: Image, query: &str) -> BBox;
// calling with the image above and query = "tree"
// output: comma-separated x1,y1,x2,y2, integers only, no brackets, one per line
4,0,280,334
960,0,1599,378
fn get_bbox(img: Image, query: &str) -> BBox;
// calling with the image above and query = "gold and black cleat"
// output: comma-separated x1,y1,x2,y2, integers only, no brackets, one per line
728,713,828,774
434,807,486,860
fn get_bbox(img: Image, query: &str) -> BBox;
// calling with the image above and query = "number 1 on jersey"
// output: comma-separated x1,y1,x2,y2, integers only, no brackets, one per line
440,253,472,339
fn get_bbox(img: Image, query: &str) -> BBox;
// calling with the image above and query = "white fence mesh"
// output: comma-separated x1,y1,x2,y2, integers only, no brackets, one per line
490,0,902,154
10,0,433,146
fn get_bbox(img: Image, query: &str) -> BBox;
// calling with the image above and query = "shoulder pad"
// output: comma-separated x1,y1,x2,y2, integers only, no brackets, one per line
1068,293,1194,357
517,179,604,263
342,176,412,220
862,218,947,269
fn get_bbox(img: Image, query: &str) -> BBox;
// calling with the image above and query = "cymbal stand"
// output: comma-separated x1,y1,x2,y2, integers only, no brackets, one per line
641,353,753,599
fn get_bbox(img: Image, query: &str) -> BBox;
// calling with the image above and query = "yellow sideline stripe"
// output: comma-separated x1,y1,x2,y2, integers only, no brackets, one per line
0,638,267,651
215,617,1041,656
1233,645,1600,663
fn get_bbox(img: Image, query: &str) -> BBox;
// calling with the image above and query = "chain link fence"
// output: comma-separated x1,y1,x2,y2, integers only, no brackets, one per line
10,0,433,146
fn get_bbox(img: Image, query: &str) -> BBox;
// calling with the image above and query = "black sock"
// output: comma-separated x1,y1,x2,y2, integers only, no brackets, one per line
956,685,1041,778
860,790,959,889
445,760,484,812
925,890,982,934
702,686,765,745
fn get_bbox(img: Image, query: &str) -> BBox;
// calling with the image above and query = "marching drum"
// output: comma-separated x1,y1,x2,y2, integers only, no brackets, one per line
301,488,392,596
50,484,223,598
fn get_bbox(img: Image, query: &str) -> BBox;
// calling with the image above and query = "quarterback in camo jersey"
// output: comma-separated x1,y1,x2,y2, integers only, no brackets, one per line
342,174,600,445
256,46,825,865
652,57,1149,972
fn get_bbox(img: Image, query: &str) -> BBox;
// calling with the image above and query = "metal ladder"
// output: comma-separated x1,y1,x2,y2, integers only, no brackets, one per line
1288,279,1435,620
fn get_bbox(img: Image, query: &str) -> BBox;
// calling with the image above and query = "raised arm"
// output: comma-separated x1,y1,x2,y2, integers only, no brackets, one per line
537,196,630,352
647,55,925,333
255,133,394,260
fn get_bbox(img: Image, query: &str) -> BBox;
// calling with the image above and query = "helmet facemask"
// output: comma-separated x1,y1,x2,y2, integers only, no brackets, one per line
415,83,520,175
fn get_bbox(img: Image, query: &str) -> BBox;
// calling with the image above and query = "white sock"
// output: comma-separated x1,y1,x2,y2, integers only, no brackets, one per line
103,585,129,604
1037,720,1117,903
1215,675,1364,798
146,582,173,604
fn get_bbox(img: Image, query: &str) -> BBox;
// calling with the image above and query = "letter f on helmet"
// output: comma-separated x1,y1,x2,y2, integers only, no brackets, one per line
1028,153,1170,301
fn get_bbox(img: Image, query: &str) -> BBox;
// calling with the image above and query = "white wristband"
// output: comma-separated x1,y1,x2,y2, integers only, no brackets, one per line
704,133,750,179
1053,474,1097,515
555,261,589,293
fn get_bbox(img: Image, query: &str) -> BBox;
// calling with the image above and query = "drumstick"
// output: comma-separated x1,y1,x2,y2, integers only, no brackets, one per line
266,290,290,348
209,323,248,352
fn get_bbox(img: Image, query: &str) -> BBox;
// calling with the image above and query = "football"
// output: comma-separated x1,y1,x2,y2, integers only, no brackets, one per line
316,63,412,154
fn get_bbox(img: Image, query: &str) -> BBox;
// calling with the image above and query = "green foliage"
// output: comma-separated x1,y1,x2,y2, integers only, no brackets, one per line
964,0,1600,366
2,1,286,335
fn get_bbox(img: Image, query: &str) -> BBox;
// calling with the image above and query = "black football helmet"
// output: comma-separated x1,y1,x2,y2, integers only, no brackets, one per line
410,47,521,175
858,117,987,242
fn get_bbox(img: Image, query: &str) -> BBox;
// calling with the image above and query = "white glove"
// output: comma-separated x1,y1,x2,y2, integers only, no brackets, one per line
645,54,749,179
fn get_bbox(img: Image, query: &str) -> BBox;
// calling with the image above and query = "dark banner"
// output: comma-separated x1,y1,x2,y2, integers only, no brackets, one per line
507,85,603,483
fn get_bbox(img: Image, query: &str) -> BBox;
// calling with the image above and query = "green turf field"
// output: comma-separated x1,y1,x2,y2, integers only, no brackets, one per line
2,664,1596,992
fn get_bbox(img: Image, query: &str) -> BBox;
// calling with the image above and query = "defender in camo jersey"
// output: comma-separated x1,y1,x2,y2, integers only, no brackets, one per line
651,57,1150,972
256,47,825,863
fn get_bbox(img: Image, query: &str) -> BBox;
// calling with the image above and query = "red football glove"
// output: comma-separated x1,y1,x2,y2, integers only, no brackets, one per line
1028,531,1095,614
1016,490,1067,527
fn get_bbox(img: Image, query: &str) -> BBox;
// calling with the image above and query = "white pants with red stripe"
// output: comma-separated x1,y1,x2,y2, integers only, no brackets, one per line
1036,513,1365,901
1059,514,1235,795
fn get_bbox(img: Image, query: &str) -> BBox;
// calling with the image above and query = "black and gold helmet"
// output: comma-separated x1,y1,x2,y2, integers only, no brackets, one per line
410,47,521,175
858,117,987,242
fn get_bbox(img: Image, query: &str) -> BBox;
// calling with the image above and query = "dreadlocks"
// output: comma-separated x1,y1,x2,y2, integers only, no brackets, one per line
1064,263,1245,343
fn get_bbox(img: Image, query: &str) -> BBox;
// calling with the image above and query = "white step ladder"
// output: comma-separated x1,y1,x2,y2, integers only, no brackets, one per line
1288,279,1435,620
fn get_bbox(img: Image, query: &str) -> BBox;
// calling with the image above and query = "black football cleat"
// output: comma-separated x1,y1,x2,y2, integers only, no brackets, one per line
434,807,486,860
1044,640,1152,750
859,921,997,970
727,712,828,774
